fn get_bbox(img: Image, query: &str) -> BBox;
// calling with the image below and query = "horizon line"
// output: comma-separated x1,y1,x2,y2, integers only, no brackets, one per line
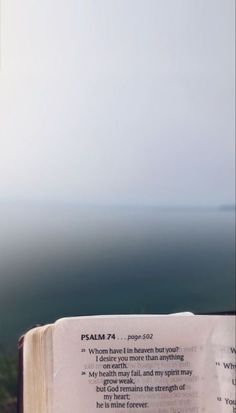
0,199,235,210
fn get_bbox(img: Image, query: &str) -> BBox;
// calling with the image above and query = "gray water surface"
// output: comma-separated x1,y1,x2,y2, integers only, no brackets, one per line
0,204,235,350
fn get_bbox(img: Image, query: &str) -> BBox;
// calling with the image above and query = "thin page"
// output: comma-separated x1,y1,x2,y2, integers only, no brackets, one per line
53,315,235,413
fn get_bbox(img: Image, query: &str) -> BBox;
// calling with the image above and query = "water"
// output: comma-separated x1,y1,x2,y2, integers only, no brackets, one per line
0,203,235,351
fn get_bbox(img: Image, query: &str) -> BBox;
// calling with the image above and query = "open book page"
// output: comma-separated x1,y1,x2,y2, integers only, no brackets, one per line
53,315,235,413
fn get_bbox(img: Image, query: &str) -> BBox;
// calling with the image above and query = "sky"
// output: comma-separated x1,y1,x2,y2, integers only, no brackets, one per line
0,0,235,206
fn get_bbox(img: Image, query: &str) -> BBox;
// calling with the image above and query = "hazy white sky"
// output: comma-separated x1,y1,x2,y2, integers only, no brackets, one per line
0,0,235,205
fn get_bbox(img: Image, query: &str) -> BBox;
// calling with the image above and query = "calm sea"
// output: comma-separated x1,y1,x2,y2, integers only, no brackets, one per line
0,204,235,351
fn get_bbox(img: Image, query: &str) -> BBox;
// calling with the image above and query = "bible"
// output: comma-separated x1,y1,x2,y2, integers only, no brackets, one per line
18,314,235,413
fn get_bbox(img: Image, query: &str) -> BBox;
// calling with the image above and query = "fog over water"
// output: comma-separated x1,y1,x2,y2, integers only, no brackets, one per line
0,0,235,354
0,204,234,350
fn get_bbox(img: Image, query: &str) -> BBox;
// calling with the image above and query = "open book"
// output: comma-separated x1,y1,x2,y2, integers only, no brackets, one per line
18,314,235,413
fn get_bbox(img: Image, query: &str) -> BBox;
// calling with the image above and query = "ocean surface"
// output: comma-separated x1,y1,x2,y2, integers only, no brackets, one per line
0,203,235,351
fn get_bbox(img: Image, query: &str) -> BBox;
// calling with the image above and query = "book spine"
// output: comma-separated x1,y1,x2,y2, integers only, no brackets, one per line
17,336,24,413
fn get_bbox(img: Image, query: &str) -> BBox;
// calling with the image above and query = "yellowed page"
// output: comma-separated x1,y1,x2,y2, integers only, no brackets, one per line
53,315,235,413
23,325,53,413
